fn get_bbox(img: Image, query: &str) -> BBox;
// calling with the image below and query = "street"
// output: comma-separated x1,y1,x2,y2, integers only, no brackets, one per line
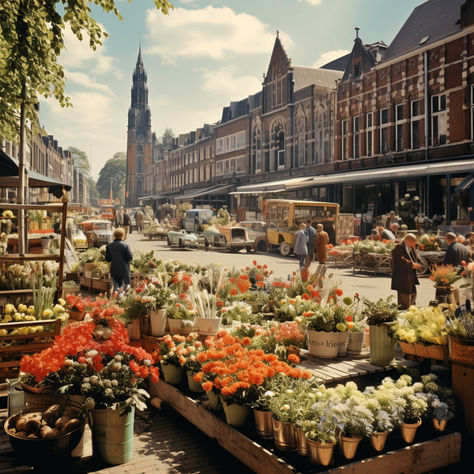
125,232,437,307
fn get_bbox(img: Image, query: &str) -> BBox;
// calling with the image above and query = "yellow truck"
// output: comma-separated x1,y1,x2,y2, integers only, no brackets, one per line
264,199,340,256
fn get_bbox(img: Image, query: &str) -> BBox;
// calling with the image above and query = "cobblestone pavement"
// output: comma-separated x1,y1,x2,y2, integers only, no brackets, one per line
0,406,252,474
126,232,439,307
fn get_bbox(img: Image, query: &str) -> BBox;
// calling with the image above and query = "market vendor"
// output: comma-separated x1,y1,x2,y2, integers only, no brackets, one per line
105,228,133,292
391,233,421,309
443,232,470,266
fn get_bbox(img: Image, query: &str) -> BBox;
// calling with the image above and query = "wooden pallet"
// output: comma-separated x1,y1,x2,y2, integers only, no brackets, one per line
150,379,461,474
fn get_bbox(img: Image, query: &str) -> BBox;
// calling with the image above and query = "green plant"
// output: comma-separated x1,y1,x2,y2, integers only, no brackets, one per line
362,296,398,325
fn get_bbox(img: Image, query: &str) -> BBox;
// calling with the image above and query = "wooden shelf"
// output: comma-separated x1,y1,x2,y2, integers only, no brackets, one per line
0,253,61,262
0,289,33,296
0,203,64,212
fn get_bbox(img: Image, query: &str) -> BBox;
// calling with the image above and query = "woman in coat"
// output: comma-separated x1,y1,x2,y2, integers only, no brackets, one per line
294,223,308,270
314,224,329,264
105,228,133,292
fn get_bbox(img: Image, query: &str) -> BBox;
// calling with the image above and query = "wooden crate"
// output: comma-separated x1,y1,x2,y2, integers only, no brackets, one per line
150,379,461,474
91,278,111,293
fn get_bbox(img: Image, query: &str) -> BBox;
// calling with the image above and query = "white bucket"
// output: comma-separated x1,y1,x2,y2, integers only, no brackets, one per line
149,309,167,337
337,331,349,357
195,317,221,336
307,330,339,358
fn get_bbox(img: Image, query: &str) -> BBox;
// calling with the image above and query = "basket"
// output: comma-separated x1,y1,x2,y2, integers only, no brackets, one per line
24,391,59,410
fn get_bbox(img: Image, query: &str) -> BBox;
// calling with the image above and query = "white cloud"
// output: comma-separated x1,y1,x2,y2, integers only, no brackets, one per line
59,26,119,76
301,0,323,5
313,49,350,68
66,71,112,94
145,5,292,62
201,67,261,97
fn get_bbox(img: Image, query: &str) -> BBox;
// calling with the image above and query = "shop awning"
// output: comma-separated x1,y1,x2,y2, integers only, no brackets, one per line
230,177,313,195
174,184,234,201
174,187,209,201
455,173,474,192
287,159,474,190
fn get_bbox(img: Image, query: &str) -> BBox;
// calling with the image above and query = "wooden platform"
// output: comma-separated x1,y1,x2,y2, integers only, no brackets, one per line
150,379,462,474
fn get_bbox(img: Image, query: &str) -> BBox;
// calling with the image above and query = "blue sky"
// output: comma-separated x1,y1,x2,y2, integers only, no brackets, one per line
41,0,421,177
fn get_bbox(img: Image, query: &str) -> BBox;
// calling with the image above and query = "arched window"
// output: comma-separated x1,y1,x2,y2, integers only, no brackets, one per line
136,156,143,174
314,100,328,163
271,118,285,171
136,178,143,195
252,119,263,173
295,108,306,168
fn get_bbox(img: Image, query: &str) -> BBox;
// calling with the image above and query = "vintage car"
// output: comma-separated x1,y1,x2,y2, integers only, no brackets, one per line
182,209,214,233
77,220,113,247
71,228,88,251
239,221,269,252
167,230,199,248
201,226,254,252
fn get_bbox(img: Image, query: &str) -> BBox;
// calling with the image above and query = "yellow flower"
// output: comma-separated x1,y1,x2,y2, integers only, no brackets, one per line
27,305,35,315
53,304,65,313
42,309,54,318
4,304,15,314
18,304,27,313
58,298,66,306
336,322,347,332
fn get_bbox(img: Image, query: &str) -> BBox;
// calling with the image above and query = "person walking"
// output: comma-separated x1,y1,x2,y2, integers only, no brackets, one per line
105,228,133,293
443,232,470,266
304,220,317,269
314,224,329,264
391,233,421,309
136,210,144,232
122,212,131,239
294,223,308,271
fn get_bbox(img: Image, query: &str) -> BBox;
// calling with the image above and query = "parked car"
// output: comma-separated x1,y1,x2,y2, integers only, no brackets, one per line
167,230,199,249
77,220,113,247
182,209,214,233
201,226,254,252
240,221,269,252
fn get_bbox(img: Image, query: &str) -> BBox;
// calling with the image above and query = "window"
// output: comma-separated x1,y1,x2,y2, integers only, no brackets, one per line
295,111,306,168
380,108,389,154
216,162,222,176
431,94,446,146
216,131,246,155
252,123,262,173
395,104,405,152
353,116,360,158
366,112,374,156
411,100,422,149
136,144,143,152
277,131,285,168
341,119,348,160
354,62,361,79
136,157,144,174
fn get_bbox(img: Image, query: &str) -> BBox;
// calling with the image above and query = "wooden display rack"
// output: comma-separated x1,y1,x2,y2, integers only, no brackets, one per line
150,379,461,474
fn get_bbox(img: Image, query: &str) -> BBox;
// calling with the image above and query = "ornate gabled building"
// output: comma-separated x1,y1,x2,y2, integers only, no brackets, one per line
126,47,153,207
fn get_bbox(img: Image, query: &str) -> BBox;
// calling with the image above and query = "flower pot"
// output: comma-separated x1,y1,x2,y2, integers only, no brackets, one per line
168,318,195,335
195,317,221,336
295,426,308,456
307,330,339,358
432,418,447,432
186,371,203,393
160,362,184,385
222,401,250,428
68,309,86,321
253,409,273,439
206,391,221,412
400,419,422,443
435,286,455,304
272,418,296,451
370,431,389,451
305,436,335,466
168,318,182,334
91,405,134,465
149,309,167,337
337,331,349,357
340,435,363,460
369,323,396,366
127,319,141,341
347,332,365,356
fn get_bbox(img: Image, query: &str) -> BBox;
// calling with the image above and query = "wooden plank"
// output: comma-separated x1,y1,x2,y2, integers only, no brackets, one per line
0,203,64,212
0,254,61,262
151,379,295,474
325,432,461,474
0,289,34,295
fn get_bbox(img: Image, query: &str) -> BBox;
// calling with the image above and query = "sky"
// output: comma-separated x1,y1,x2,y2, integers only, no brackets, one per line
40,0,422,178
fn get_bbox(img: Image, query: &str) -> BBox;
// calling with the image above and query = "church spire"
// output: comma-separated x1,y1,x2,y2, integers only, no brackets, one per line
137,42,143,66
131,44,148,109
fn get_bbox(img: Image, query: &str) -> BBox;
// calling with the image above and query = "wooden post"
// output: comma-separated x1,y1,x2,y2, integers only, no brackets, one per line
56,200,68,301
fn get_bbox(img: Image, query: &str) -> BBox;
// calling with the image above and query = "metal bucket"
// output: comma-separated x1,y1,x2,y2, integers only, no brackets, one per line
272,418,296,451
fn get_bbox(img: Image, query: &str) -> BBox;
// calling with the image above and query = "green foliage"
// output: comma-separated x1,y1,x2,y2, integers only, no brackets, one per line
96,154,126,202
0,0,173,140
68,147,90,177
362,296,399,326
161,128,174,148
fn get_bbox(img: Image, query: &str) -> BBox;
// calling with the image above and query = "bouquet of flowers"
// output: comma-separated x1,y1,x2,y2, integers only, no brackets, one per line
417,234,440,251
220,301,253,325
430,265,462,288
165,294,197,320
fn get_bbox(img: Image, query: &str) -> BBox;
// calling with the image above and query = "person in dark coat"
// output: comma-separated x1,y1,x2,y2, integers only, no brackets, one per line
106,228,133,292
123,212,131,239
304,220,317,269
391,233,421,309
443,232,470,266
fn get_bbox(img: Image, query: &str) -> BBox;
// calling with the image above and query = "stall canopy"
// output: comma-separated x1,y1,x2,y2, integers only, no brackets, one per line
174,184,233,201
286,159,474,190
0,148,72,193
230,177,313,195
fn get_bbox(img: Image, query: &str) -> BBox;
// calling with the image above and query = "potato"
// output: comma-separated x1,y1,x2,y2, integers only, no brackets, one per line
15,431,27,438
42,404,61,427
54,416,70,431
15,418,27,432
61,418,81,434
62,408,78,418
40,426,61,439
24,418,41,435
8,428,16,434
27,433,39,439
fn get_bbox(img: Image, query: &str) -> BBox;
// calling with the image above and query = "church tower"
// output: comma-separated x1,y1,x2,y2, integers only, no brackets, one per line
126,46,152,207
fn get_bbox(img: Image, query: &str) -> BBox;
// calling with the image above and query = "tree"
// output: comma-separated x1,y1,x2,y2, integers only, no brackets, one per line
87,177,99,206
161,128,175,148
96,154,126,203
0,0,173,252
68,147,91,178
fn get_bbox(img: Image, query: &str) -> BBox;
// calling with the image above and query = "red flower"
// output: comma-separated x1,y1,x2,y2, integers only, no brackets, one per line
335,289,343,297
301,293,310,300
346,315,353,322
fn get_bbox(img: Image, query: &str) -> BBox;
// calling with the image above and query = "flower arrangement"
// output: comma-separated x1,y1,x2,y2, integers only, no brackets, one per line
165,294,196,320
130,251,162,274
220,301,253,325
239,260,273,288
362,296,398,325
417,234,440,252
430,265,462,288
155,334,189,367
420,373,455,422
445,304,474,340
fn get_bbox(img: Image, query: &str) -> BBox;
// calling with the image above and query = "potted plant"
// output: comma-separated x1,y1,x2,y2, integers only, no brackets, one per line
301,412,337,466
155,334,186,385
268,389,298,451
252,386,275,439
175,333,205,392
189,287,221,336
430,265,462,303
420,373,455,432
165,294,196,335
362,296,398,366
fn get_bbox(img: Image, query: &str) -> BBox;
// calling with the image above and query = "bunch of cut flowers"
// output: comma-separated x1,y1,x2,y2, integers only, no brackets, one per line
430,264,462,288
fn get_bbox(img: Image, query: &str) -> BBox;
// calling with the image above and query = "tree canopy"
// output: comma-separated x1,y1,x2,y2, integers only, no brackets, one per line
96,153,126,203
161,128,175,148
0,0,173,140
68,147,91,178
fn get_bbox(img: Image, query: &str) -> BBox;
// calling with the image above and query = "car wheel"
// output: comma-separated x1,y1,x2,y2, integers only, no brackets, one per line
256,239,269,253
178,239,183,248
167,237,171,246
279,242,291,257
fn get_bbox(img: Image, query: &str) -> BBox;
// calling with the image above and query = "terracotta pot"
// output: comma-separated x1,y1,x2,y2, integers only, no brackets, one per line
340,435,363,460
272,418,296,451
295,426,308,456
253,409,273,439
400,419,422,443
68,309,86,321
127,318,141,341
286,345,301,358
432,418,447,432
370,431,389,451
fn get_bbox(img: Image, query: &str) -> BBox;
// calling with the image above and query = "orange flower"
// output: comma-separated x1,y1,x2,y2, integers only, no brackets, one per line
335,289,343,297
288,354,300,364
202,381,213,392
242,337,251,346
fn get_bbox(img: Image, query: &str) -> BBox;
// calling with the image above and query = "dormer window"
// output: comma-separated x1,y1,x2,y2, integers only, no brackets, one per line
354,62,361,78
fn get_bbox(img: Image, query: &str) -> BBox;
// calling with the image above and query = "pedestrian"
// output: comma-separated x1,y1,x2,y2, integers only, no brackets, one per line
385,211,399,229
294,223,308,271
314,224,329,264
443,232,470,266
136,210,144,232
304,219,316,269
105,228,133,293
115,207,124,228
391,233,421,309
123,212,131,239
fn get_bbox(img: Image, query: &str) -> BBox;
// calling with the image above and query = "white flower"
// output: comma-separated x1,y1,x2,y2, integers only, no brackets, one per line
264,391,274,398
281,404,290,411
